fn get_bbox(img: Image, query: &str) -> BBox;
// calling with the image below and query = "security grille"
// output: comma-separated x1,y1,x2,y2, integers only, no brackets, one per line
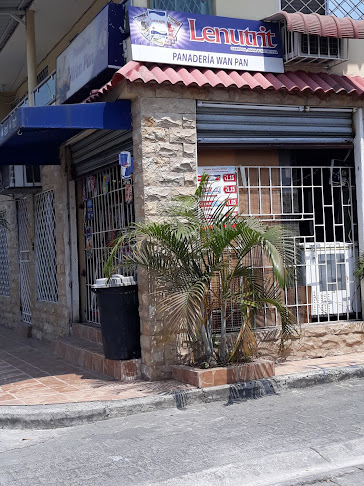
281,0,364,19
0,211,10,297
82,165,135,324
34,190,58,302
150,0,212,14
17,199,32,323
238,165,360,328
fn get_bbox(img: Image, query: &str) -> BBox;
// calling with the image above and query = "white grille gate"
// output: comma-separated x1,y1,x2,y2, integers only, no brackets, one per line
238,165,360,327
0,211,10,297
82,165,135,324
17,198,32,323
34,190,58,302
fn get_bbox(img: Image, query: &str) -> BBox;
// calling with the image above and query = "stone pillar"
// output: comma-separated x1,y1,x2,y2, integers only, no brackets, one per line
132,95,198,380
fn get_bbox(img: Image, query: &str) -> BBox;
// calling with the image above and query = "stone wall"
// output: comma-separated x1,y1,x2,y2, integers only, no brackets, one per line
0,156,71,341
257,322,364,361
131,96,198,380
31,157,71,340
0,195,20,329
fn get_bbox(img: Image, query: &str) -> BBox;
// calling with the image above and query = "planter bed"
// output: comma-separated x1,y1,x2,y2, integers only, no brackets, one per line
171,359,275,388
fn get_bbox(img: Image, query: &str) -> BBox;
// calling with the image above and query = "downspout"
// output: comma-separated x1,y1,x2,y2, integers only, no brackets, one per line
26,9,36,107
353,108,364,314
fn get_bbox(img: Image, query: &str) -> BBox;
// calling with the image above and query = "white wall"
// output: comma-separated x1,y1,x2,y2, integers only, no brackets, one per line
214,0,280,20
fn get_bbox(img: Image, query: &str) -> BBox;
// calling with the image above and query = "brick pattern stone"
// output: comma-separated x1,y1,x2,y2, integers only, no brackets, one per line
31,160,71,340
50,336,141,381
0,196,21,330
132,96,198,381
256,321,364,361
171,359,275,388
72,323,103,345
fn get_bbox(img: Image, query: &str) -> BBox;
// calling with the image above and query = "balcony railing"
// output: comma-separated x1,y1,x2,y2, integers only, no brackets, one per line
150,0,212,14
281,0,364,19
0,71,56,130
34,71,56,107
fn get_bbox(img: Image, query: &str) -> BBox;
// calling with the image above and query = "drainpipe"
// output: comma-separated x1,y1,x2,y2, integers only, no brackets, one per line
26,10,36,107
353,108,364,314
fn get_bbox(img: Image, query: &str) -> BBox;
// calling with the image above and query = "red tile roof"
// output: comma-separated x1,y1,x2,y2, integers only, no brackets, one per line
86,61,364,102
265,11,364,38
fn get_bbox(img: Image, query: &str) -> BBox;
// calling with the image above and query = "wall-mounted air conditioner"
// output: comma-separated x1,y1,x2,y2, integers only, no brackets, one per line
282,29,347,65
0,165,41,194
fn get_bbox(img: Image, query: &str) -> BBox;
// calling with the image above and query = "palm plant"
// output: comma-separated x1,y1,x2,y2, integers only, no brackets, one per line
106,175,296,366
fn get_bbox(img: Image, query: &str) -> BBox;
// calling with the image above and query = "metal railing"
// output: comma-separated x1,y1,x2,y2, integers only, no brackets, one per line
0,70,56,129
281,0,364,19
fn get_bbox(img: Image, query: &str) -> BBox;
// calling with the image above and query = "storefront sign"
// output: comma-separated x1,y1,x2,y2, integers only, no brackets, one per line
56,3,125,104
198,166,238,216
129,7,283,73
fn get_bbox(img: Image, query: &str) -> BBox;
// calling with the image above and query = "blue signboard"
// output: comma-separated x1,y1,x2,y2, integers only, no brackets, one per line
129,7,283,73
56,3,126,104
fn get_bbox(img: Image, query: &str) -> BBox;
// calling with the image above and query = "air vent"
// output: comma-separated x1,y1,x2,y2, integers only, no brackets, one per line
282,29,347,65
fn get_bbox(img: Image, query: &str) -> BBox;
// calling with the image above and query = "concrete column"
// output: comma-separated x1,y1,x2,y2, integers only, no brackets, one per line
132,95,198,380
26,10,37,107
353,108,364,313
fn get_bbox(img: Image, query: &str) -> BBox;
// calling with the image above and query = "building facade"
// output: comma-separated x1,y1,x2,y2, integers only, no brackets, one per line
1,0,364,380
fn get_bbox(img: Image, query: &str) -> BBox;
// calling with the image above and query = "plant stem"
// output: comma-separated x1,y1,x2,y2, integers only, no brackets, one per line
220,301,227,362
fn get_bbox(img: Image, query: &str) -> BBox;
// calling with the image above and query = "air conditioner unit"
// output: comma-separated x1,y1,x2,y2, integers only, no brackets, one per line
0,165,41,194
282,29,347,65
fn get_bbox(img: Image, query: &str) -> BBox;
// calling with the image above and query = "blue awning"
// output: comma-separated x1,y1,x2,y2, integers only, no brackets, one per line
0,101,131,165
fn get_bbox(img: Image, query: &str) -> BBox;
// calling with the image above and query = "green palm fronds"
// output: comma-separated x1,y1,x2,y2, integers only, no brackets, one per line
105,173,297,365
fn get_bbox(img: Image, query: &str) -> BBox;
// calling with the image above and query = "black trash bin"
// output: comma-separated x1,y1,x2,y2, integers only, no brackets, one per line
92,284,141,360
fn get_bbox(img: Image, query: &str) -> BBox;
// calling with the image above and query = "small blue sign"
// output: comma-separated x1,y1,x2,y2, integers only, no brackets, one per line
86,198,94,220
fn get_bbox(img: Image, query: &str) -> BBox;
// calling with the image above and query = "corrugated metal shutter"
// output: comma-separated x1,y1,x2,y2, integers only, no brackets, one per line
197,103,354,147
69,129,132,177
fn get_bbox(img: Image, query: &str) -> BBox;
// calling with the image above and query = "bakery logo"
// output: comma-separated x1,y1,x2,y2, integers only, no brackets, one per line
134,9,182,47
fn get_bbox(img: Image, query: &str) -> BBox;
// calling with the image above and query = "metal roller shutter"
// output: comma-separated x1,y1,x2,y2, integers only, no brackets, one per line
197,102,354,147
69,129,133,177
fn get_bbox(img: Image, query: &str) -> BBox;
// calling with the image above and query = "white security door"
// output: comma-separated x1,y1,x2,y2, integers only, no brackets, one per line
17,198,32,323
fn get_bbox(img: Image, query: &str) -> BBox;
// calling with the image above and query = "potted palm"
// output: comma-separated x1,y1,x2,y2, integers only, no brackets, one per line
106,174,296,387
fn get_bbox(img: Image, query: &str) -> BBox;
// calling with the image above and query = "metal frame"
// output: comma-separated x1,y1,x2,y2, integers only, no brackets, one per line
34,190,58,303
150,0,212,14
82,165,135,324
17,198,31,322
237,165,360,328
280,0,364,18
0,211,10,297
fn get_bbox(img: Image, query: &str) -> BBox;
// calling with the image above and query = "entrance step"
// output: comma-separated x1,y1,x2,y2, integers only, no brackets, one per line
72,322,102,345
50,336,141,381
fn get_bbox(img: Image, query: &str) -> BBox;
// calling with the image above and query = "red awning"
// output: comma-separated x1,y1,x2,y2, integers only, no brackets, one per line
265,11,364,39
86,61,364,102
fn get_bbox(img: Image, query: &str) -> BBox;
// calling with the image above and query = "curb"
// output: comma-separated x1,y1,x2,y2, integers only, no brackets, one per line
1,364,364,429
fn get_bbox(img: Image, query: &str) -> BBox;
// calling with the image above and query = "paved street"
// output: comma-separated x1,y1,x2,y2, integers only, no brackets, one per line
1,378,364,486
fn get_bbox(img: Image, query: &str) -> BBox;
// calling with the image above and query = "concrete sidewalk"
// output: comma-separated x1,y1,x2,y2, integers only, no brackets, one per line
1,325,364,428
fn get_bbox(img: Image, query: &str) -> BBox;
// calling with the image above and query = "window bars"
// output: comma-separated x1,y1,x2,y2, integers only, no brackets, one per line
281,0,364,19
17,199,32,323
82,165,135,325
34,190,58,303
150,0,212,14
0,211,10,297
237,165,360,328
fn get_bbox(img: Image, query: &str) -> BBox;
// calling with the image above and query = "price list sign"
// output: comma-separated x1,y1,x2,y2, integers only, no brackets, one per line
198,166,238,217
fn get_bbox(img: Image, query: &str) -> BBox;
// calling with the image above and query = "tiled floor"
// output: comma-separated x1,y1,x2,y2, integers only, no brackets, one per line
1,325,364,406
276,352,364,376
0,326,191,406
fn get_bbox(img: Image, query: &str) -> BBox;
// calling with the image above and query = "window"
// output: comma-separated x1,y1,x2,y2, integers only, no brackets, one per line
281,0,364,19
34,190,58,302
0,212,10,297
150,0,212,14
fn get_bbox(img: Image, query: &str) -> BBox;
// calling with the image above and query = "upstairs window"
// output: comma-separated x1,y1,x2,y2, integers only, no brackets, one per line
281,0,364,19
150,0,212,14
